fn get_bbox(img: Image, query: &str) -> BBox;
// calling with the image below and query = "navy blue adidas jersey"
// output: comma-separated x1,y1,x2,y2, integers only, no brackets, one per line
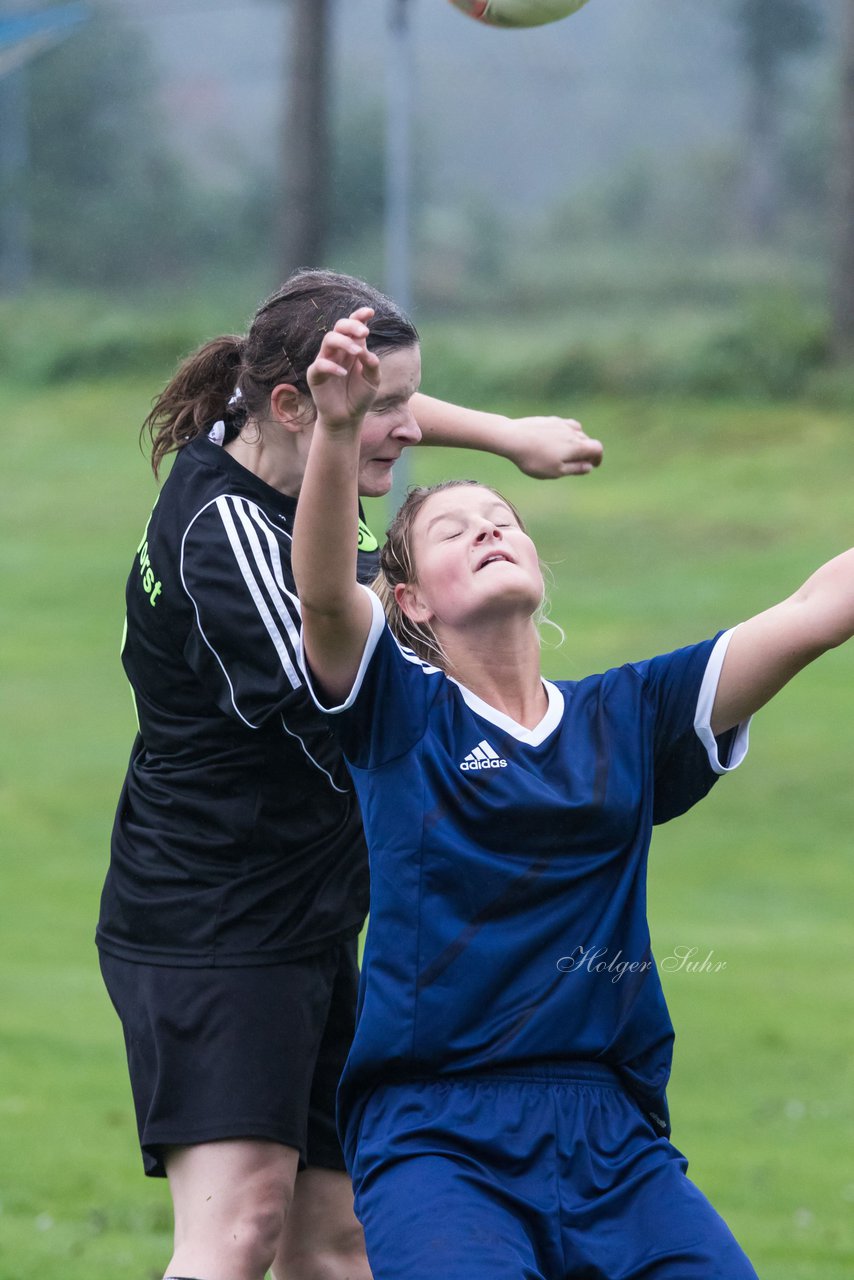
302,588,750,1162
98,438,377,966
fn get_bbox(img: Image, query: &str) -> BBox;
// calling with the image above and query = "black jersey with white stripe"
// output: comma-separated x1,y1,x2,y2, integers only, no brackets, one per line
97,437,374,965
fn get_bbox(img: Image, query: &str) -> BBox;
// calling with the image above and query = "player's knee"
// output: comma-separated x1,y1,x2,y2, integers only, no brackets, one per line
281,1219,370,1280
188,1194,289,1279
234,1195,292,1275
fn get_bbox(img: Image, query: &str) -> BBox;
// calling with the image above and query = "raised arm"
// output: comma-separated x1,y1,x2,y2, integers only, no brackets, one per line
292,308,379,705
410,393,604,478
711,548,854,735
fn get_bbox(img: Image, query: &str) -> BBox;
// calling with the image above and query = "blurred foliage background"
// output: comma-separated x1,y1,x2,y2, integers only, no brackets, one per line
0,0,853,395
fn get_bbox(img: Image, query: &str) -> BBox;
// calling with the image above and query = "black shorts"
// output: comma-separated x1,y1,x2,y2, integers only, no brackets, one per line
99,936,358,1178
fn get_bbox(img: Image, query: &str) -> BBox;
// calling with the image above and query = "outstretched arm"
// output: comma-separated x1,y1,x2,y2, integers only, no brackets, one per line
712,549,854,735
292,308,379,705
410,393,604,478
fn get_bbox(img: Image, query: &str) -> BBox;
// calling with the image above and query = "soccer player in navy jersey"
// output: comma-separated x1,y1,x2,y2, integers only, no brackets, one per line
98,270,603,1280
293,307,854,1280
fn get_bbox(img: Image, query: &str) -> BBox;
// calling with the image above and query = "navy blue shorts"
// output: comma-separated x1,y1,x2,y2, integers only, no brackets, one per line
349,1063,758,1280
99,937,358,1177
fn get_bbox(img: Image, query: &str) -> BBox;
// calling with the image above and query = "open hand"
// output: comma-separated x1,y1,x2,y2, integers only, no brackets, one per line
307,307,381,432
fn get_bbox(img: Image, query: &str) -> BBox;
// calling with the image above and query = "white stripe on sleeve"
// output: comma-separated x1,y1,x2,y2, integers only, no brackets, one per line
215,496,302,690
231,498,303,651
694,628,751,774
299,585,387,714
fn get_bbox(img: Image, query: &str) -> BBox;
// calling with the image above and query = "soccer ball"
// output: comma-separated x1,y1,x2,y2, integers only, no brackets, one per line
447,0,592,28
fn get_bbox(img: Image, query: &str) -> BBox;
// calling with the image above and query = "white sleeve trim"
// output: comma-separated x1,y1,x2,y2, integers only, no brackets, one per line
694,628,751,775
299,585,387,715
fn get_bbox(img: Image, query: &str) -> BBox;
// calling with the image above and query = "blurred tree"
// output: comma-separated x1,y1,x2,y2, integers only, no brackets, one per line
278,0,330,276
831,0,854,358
0,2,89,293
26,2,255,287
732,0,823,240
27,3,203,285
0,64,30,293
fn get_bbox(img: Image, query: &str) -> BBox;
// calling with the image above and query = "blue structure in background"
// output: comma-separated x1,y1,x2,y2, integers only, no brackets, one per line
0,4,88,292
0,4,87,76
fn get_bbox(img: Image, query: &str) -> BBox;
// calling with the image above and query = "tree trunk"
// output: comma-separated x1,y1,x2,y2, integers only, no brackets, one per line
831,0,854,360
277,0,331,279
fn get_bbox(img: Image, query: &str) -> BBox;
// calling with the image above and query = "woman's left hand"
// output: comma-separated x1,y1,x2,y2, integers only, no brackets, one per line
306,307,381,433
502,416,604,478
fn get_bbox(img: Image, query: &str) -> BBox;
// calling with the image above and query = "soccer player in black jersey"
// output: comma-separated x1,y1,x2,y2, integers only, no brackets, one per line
97,269,602,1280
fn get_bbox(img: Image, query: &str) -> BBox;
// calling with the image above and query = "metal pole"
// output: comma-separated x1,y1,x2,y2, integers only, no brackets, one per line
386,0,413,314
831,0,854,359
385,0,415,511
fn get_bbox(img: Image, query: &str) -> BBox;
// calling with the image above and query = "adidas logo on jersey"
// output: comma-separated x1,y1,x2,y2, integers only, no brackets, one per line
460,739,508,771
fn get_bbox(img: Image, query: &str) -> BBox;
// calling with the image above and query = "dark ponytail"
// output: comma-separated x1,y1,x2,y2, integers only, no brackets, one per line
143,335,245,478
142,269,418,479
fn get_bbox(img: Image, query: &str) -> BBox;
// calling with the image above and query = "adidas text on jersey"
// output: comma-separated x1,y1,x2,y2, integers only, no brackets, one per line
460,739,508,771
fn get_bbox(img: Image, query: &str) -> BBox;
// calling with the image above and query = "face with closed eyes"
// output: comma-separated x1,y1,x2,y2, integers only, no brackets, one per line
395,484,544,633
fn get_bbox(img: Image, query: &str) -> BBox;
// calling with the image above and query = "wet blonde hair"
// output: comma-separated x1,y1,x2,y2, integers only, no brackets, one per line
372,479,562,670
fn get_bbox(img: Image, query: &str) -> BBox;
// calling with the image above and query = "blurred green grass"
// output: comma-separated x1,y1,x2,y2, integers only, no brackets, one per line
2,372,853,1278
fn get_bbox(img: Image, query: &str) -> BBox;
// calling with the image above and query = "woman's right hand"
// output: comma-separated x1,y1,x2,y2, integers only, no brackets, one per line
306,307,381,433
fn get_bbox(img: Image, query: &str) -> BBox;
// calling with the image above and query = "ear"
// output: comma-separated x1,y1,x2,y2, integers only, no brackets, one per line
269,382,311,430
394,581,433,625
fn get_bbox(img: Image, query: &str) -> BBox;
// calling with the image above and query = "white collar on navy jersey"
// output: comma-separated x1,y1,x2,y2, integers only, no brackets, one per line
449,678,564,747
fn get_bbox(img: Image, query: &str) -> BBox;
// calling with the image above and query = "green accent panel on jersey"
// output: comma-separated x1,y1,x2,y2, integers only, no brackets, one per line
357,517,379,553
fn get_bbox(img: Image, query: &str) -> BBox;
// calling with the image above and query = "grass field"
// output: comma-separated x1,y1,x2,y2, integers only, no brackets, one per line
2,371,853,1278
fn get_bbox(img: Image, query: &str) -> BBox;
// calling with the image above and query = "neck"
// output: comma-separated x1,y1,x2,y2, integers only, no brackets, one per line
224,422,306,497
438,617,546,730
